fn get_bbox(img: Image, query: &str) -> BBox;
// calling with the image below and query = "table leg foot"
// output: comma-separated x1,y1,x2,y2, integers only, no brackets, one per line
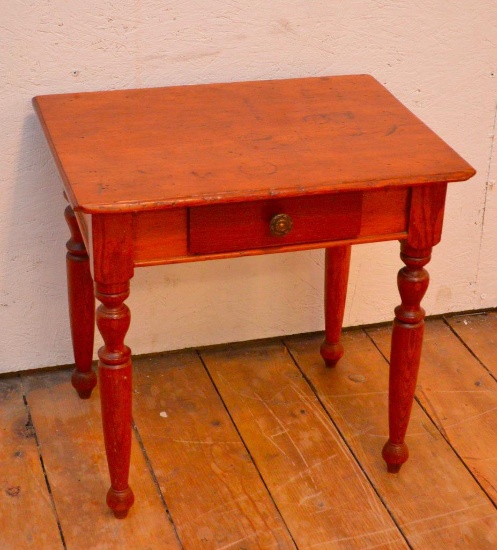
320,246,351,368
320,342,344,368
386,463,402,474
65,205,97,399
382,440,408,472
71,370,97,400
107,487,135,519
384,243,431,472
96,281,134,518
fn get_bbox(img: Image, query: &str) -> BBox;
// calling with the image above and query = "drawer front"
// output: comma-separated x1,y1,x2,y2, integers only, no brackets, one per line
189,192,362,255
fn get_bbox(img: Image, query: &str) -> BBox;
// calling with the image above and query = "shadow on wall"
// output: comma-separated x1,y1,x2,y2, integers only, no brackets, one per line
125,248,326,356
1,112,72,371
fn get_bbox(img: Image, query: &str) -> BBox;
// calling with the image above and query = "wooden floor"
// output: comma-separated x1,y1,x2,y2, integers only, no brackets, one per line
3,311,497,549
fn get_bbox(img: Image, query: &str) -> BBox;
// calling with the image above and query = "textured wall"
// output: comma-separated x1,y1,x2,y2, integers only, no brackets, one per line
1,1,496,373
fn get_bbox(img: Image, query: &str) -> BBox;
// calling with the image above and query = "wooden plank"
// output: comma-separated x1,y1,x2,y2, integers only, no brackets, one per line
285,329,497,548
132,351,295,549
446,311,497,376
0,376,62,549
201,341,407,549
22,368,180,549
369,318,497,507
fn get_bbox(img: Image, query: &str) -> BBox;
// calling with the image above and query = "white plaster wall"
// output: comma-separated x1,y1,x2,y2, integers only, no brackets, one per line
1,1,496,373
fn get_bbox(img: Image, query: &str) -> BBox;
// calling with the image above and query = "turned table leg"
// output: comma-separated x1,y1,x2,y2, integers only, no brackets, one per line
96,281,135,518
64,206,97,399
382,242,431,472
320,245,351,367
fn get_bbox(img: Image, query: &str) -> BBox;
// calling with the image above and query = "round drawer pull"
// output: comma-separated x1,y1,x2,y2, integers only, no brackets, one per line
270,213,293,237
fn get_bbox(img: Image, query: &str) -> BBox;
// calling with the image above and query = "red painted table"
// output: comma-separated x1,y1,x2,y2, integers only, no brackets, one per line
33,75,475,518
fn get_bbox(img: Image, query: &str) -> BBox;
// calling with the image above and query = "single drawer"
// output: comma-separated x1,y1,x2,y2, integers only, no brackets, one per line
189,192,363,255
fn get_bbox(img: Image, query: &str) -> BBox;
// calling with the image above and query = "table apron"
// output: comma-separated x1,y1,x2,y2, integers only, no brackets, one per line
131,187,410,266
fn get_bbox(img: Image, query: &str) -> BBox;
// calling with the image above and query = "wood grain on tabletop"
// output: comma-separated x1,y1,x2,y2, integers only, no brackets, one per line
369,318,497,507
21,369,181,550
0,377,62,549
201,341,407,549
33,75,475,213
132,351,295,549
285,329,497,548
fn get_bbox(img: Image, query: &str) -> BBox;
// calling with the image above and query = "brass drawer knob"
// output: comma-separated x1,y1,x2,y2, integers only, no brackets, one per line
270,213,293,236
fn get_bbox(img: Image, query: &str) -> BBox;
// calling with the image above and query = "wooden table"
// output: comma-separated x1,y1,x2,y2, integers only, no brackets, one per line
33,75,475,518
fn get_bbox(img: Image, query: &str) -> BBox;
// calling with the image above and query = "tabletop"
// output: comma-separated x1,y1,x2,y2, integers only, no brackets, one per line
33,75,475,214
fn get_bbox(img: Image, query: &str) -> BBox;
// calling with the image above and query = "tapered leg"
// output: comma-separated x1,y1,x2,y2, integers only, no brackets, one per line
320,246,351,367
382,242,431,472
96,281,134,518
64,206,97,399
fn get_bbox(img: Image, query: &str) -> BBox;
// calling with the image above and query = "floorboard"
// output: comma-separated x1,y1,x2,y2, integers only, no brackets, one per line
287,328,497,548
132,350,295,549
22,369,180,550
202,341,406,549
369,318,497,509
446,311,497,377
0,376,62,549
1,314,497,549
